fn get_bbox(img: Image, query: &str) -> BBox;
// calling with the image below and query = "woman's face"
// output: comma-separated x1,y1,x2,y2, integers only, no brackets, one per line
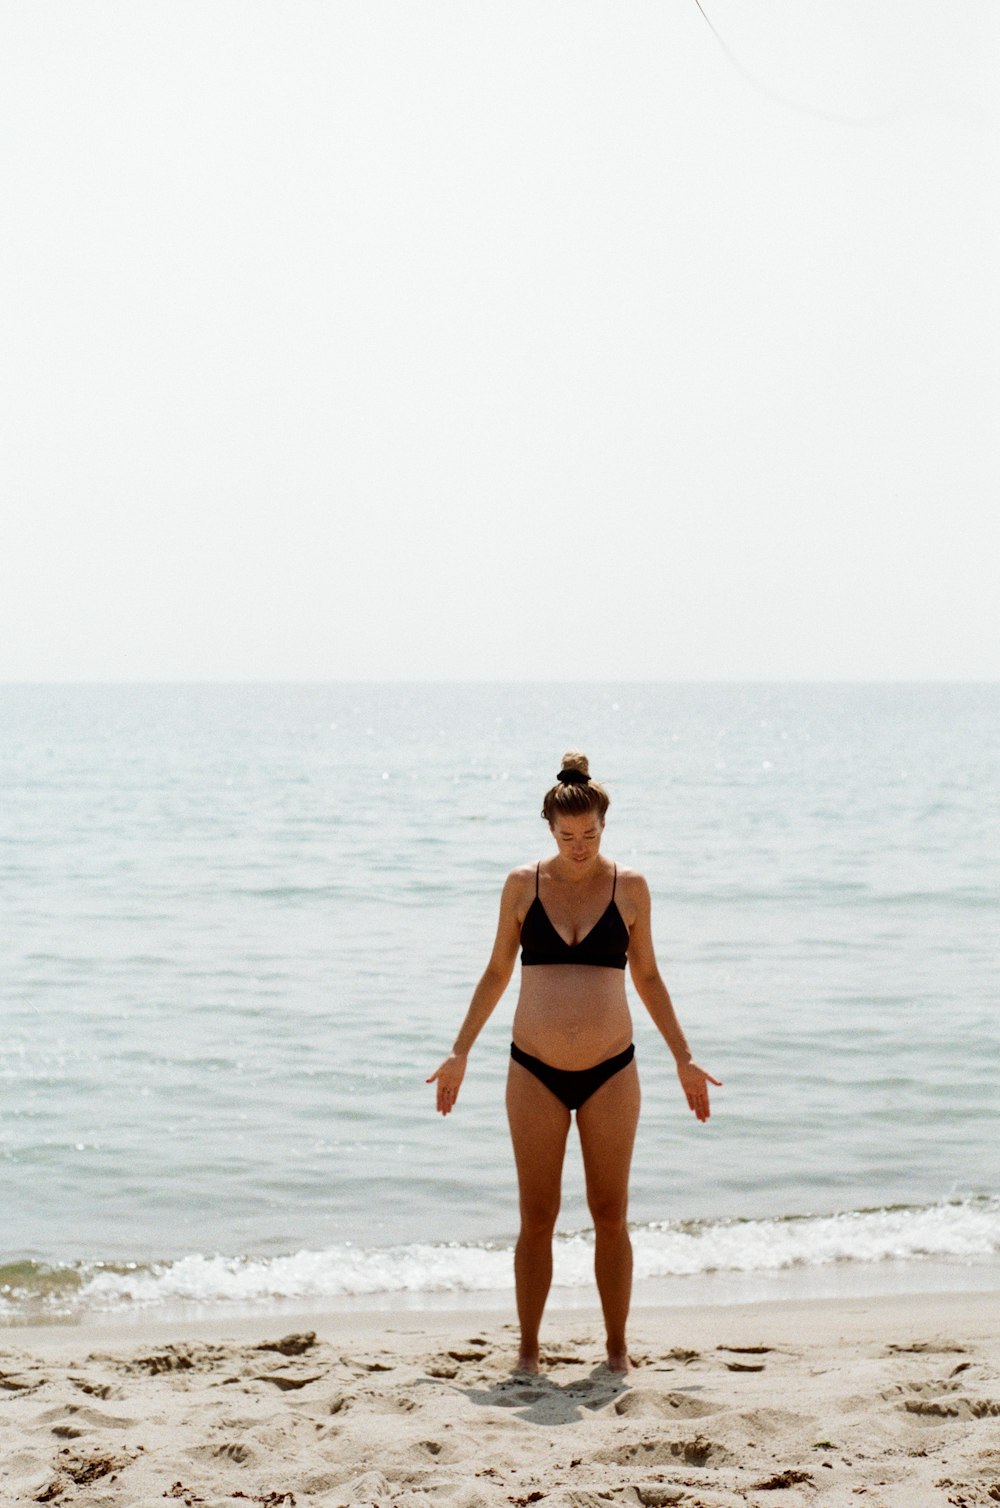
550,810,605,866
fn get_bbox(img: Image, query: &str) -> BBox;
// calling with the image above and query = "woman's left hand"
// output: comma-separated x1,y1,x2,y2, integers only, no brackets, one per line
677,1061,722,1122
426,1052,468,1116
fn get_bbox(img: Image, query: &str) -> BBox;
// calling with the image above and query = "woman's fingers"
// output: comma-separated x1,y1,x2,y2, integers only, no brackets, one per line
438,1081,460,1115
685,1079,710,1118
678,1063,720,1122
427,1059,464,1114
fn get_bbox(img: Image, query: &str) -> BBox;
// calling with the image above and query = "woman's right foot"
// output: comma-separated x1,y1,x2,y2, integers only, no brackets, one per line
514,1349,541,1374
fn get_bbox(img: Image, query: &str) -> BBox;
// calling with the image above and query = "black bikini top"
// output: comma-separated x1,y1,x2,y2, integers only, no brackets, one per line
520,863,629,970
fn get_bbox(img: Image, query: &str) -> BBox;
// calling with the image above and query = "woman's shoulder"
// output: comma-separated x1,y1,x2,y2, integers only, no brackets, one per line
501,863,540,898
612,864,651,902
499,864,540,923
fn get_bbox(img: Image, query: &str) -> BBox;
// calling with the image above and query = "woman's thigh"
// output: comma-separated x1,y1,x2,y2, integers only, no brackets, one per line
576,1060,641,1220
506,1059,571,1220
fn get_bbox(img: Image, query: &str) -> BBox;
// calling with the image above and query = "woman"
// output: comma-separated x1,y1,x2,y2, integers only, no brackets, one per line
427,753,720,1374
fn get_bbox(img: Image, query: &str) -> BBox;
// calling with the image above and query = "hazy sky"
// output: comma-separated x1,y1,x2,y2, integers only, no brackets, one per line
3,1,998,681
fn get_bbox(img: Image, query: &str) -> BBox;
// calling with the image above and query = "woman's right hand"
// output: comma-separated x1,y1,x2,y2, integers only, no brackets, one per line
426,1052,468,1116
677,1060,722,1122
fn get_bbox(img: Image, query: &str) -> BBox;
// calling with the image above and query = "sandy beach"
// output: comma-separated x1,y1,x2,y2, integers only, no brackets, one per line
2,1290,999,1507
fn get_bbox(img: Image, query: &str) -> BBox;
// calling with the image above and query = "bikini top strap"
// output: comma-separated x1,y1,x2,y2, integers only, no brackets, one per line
535,861,540,896
611,862,617,900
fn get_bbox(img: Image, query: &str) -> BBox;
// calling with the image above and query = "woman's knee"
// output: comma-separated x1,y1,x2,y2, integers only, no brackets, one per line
587,1191,629,1233
519,1197,561,1238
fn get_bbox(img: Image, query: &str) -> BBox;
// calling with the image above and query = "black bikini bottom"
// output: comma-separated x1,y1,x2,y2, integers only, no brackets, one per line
509,1042,635,1112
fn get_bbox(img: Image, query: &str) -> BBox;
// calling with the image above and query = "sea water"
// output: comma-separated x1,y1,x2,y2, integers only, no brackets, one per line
1,682,998,1323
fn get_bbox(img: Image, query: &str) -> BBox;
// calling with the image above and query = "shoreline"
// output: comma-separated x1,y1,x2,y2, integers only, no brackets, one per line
4,1288,999,1506
5,1250,1000,1337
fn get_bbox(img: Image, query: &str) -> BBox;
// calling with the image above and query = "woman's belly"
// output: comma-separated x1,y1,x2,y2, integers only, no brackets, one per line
512,965,633,1069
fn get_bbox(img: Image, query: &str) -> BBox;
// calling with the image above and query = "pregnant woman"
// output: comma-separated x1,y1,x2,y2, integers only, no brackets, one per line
427,753,720,1374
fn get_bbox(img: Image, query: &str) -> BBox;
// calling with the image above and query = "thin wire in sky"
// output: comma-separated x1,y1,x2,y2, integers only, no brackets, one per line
690,0,895,128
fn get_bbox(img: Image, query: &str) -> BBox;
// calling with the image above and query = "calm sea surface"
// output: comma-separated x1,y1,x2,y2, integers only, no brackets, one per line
2,683,998,1322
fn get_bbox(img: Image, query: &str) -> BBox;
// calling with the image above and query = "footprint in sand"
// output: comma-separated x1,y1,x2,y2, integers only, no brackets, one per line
183,1438,257,1467
347,1387,421,1416
383,1392,420,1414
69,1376,119,1400
502,1382,552,1405
211,1440,255,1464
36,1403,133,1432
905,1395,1000,1420
131,1351,196,1375
882,1377,962,1402
332,1468,391,1506
597,1431,737,1468
47,1448,135,1489
613,1390,721,1419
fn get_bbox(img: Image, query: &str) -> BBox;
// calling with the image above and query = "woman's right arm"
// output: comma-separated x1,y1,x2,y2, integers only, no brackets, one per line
426,870,524,1116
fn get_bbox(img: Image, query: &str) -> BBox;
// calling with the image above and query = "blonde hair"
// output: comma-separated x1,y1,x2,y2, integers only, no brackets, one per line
540,750,610,824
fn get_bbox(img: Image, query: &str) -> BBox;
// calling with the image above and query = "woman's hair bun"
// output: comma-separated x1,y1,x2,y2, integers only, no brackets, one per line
559,751,590,778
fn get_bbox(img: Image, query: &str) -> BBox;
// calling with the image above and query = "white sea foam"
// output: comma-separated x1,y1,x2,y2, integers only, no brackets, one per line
5,1199,997,1321
633,1200,1000,1277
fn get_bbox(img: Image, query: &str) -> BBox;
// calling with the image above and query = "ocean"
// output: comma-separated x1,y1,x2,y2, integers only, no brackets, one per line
2,682,998,1325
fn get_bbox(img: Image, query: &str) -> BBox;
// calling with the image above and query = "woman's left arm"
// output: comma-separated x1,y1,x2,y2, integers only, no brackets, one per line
626,874,721,1123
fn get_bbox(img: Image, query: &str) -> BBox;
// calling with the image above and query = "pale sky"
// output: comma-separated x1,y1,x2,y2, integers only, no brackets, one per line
3,1,998,681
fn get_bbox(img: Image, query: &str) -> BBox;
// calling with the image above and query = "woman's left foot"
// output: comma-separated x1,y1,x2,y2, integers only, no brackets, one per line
606,1349,631,1374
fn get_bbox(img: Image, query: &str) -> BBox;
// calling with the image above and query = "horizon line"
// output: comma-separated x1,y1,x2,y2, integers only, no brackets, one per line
2,677,998,689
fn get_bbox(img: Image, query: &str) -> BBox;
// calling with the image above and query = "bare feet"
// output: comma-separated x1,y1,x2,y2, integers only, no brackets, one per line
514,1351,541,1374
606,1349,631,1374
